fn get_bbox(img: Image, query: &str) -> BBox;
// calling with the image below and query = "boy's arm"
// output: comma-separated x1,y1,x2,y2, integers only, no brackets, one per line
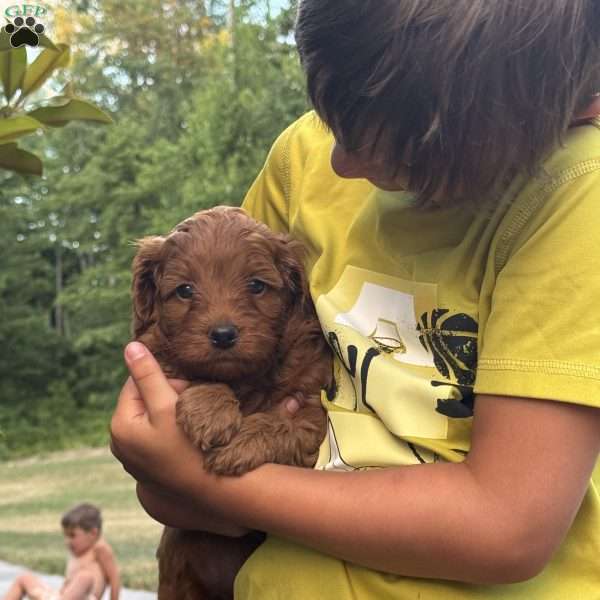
223,393,600,583
95,544,120,600
112,347,600,584
134,482,249,537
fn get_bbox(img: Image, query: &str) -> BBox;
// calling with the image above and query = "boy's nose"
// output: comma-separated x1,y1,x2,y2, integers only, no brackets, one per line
330,142,370,178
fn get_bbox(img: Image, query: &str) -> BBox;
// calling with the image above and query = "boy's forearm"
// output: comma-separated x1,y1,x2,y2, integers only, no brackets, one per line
136,483,249,537
194,393,600,585
208,461,537,585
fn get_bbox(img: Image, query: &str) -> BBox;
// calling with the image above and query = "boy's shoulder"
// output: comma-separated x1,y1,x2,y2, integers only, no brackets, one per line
292,110,328,135
275,111,332,157
92,537,116,560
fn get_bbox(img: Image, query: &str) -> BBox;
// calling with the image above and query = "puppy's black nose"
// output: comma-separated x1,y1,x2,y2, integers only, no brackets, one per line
209,325,239,349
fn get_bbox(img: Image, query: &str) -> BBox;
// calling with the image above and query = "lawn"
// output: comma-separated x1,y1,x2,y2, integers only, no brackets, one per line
1,445,599,593
0,446,163,591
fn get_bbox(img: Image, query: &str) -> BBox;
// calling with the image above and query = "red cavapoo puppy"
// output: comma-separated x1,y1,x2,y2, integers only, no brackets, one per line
131,206,333,600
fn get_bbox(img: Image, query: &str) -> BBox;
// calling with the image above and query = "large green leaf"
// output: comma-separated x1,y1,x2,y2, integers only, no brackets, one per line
0,115,44,143
27,98,113,127
37,33,58,51
0,47,27,101
0,142,42,175
21,44,70,98
0,28,11,52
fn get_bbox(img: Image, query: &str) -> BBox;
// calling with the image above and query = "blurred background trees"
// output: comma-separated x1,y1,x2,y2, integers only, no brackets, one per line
0,0,306,457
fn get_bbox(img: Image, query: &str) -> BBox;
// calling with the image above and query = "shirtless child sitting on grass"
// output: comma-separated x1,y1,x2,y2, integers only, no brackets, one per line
2,503,120,600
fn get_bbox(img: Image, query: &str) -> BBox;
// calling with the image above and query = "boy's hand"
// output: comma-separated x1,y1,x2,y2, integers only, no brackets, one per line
110,342,203,494
111,342,250,535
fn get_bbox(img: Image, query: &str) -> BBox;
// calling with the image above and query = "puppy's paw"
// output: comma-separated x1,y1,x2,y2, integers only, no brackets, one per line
204,432,272,476
176,383,242,452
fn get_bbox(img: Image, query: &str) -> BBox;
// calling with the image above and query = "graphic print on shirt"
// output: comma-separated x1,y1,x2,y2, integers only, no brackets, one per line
315,266,478,471
417,309,478,419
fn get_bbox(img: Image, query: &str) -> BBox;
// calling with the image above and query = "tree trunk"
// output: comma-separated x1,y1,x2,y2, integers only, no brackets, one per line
54,243,64,335
228,0,238,89
228,0,236,39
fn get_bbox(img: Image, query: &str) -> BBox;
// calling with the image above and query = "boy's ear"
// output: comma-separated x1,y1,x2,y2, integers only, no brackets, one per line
132,236,165,337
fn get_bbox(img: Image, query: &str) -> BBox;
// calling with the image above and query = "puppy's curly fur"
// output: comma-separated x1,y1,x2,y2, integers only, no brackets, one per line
131,206,333,600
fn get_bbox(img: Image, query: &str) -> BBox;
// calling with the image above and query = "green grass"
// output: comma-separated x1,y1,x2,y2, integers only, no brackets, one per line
0,447,163,591
1,446,599,593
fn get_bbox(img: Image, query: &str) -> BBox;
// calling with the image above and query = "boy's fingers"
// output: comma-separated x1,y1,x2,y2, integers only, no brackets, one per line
116,376,146,416
124,342,177,417
112,376,146,445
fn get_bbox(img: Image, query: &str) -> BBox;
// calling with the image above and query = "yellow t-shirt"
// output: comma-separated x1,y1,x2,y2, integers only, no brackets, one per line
236,112,600,599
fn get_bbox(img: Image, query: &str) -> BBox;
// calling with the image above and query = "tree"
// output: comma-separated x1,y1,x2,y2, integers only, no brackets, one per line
0,0,308,458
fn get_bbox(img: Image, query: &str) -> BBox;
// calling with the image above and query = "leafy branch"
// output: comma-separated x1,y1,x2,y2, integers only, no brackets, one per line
0,29,113,176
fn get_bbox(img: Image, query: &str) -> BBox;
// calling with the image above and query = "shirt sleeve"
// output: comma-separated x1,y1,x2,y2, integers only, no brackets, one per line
241,120,296,234
474,169,600,408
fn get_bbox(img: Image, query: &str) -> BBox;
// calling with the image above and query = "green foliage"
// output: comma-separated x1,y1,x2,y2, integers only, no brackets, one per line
0,46,27,100
21,45,71,97
0,37,112,176
0,0,308,459
0,142,42,173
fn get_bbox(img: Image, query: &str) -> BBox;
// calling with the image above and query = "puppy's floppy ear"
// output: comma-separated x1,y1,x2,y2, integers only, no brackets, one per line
131,236,165,337
275,234,312,313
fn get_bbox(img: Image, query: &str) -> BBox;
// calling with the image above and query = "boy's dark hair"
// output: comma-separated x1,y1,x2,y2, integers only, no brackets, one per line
61,503,102,532
295,0,600,207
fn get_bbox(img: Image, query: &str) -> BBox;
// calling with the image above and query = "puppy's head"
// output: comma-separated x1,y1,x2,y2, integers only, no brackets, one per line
131,206,310,382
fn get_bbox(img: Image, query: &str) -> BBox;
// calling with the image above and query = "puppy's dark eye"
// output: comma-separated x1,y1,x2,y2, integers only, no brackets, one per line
175,284,194,300
248,279,266,295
